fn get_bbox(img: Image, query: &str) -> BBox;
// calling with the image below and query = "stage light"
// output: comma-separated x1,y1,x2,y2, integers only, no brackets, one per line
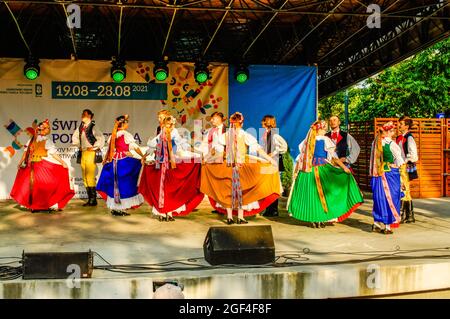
111,58,126,82
194,61,209,84
234,64,249,84
24,56,40,80
153,60,169,81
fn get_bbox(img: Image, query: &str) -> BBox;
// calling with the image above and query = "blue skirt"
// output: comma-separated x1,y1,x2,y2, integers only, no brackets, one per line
371,168,401,225
97,157,142,200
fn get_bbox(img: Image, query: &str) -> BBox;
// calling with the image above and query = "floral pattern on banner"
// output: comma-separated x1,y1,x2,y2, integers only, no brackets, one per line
135,62,228,147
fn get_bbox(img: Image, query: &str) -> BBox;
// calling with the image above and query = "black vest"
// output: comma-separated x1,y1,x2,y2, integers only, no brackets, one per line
401,132,414,157
326,130,348,158
79,122,97,146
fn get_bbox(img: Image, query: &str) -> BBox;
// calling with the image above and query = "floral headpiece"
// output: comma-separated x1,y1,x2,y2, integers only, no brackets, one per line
312,120,327,131
230,112,244,124
381,121,395,131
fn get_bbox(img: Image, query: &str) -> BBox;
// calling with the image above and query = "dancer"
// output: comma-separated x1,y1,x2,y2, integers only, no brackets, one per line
156,109,171,135
325,115,360,171
260,115,288,217
200,112,281,225
139,115,204,221
200,112,227,163
288,120,363,228
72,109,105,206
10,120,74,212
370,121,407,234
97,115,145,216
396,116,418,223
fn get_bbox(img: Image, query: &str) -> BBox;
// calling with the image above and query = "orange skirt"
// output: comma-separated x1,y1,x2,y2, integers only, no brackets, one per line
200,161,280,215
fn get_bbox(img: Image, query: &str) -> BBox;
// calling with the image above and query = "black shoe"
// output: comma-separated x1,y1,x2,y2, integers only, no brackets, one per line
167,216,175,221
211,210,219,214
381,229,394,235
158,216,166,222
226,218,235,225
319,222,326,228
371,224,382,233
262,210,274,217
83,187,92,206
406,206,415,223
237,218,248,224
89,187,98,206
111,210,129,216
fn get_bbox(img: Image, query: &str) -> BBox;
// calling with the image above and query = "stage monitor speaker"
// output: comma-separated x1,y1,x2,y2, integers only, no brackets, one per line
203,225,275,265
22,251,94,279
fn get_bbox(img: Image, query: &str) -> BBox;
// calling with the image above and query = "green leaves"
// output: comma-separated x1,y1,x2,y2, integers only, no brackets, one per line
319,38,450,120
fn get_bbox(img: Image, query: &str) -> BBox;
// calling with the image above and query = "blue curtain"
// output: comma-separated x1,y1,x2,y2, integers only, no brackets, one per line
229,65,317,157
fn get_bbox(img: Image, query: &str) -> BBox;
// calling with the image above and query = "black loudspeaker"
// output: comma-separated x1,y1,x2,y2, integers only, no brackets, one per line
203,225,275,265
22,251,94,279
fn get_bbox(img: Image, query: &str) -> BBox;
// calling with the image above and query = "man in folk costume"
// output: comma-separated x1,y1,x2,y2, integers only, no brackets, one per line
200,112,280,225
370,122,407,234
396,116,418,223
287,120,363,228
11,120,75,212
139,115,203,221
260,115,288,217
72,109,105,206
326,115,360,171
96,115,146,216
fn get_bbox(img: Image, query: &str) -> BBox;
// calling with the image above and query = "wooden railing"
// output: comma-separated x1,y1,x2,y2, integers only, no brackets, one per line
349,118,446,198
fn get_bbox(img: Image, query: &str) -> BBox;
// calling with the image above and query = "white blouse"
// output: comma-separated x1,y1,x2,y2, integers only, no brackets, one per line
200,124,225,156
369,137,405,169
147,128,190,152
298,135,336,161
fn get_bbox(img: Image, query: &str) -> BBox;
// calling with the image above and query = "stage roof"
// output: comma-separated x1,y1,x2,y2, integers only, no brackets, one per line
0,0,448,97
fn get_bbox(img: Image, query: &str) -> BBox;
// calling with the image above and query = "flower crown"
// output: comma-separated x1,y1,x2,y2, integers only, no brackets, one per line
312,120,327,131
164,115,177,125
382,121,395,131
230,112,244,124
38,119,50,129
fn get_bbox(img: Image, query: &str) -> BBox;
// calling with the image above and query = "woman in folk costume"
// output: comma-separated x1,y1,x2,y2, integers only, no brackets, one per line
370,121,407,234
97,115,146,216
156,109,171,135
200,112,281,225
10,119,74,212
288,120,363,228
260,115,288,217
139,115,204,221
199,111,227,163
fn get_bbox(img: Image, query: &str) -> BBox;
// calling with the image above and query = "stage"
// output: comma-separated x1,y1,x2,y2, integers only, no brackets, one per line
1,195,450,298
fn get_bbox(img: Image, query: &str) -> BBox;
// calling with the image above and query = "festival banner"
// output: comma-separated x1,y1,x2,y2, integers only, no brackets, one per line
0,59,228,199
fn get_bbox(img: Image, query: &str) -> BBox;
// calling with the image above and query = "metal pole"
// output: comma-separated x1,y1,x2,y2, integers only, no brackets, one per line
344,89,349,130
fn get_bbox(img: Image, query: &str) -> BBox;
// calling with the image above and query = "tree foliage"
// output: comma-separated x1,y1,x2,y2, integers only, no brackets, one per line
319,38,450,121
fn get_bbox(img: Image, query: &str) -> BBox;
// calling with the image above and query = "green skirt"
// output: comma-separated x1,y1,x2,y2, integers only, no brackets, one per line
288,164,363,222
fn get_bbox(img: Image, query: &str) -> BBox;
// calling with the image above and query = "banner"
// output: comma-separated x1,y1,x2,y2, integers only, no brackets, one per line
229,65,317,156
0,59,228,199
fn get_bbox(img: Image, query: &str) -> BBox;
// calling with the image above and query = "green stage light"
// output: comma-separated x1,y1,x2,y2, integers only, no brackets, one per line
24,56,40,80
111,58,126,82
154,61,169,81
195,71,208,84
234,65,249,84
112,69,125,82
194,61,209,84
